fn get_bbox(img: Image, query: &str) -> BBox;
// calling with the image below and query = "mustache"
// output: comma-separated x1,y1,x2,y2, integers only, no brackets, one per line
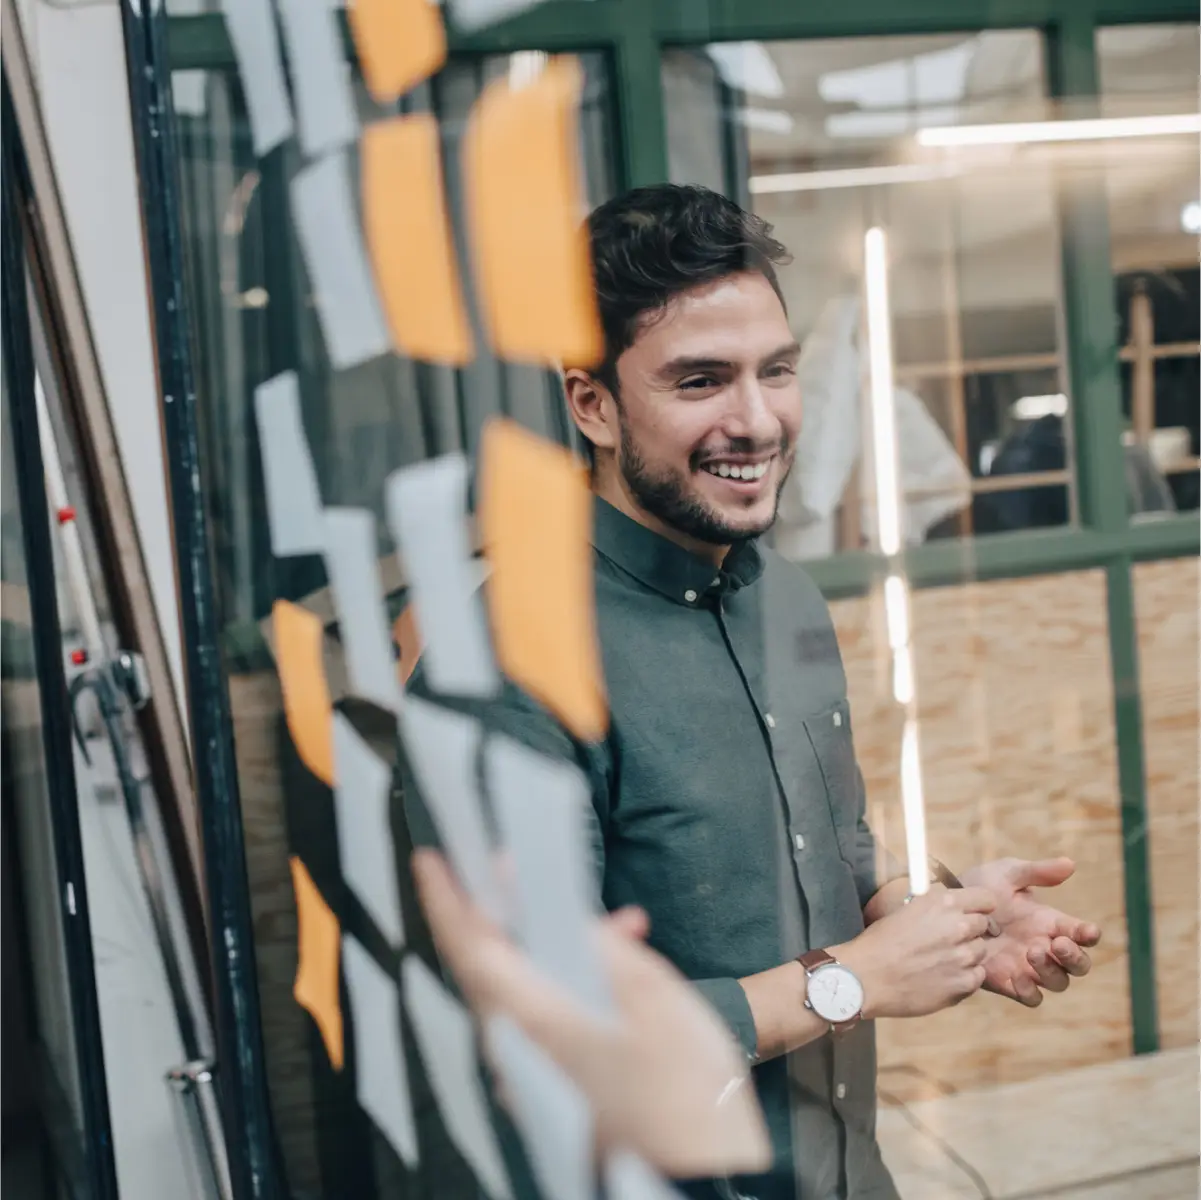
690,436,791,471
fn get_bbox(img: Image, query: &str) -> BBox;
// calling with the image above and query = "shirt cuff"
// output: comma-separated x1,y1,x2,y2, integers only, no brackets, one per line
692,976,758,1062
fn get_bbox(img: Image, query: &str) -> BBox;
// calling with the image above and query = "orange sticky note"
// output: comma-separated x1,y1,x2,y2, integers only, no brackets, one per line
393,604,423,685
463,57,603,367
273,599,334,785
363,114,474,365
348,0,446,102
290,855,344,1070
479,419,606,740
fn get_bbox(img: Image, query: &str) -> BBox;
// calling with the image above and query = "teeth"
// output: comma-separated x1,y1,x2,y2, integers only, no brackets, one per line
706,461,770,480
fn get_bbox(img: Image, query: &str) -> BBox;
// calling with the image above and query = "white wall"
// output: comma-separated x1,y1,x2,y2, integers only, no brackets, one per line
21,0,188,727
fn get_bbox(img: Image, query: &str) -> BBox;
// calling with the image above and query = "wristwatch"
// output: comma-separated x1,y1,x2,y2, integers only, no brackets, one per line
798,949,865,1036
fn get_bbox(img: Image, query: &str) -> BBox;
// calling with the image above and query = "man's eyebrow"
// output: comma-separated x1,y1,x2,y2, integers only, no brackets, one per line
654,341,802,380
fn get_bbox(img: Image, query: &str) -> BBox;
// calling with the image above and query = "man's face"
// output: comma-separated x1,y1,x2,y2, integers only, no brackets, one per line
609,271,801,546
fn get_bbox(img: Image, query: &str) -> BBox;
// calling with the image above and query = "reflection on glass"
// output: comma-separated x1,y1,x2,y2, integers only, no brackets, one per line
1098,23,1200,514
169,51,620,1200
0,354,87,1141
665,32,1082,556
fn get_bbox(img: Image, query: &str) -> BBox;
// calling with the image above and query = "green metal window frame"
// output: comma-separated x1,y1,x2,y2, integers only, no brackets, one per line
165,0,1199,1057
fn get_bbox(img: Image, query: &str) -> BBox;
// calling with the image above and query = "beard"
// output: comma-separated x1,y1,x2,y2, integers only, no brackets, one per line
617,417,793,546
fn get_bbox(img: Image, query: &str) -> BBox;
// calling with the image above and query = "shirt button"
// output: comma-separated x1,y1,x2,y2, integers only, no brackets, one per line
833,711,843,728
835,1083,847,1100
684,589,698,603
794,833,805,851
764,713,776,729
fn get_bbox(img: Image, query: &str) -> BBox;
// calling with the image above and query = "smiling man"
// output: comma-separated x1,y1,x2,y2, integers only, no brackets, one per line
410,184,1101,1200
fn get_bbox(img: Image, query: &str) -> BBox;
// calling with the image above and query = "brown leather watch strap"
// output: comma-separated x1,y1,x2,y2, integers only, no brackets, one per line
798,948,836,972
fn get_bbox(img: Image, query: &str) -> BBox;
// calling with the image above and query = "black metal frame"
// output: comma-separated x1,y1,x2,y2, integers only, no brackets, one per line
115,4,283,1198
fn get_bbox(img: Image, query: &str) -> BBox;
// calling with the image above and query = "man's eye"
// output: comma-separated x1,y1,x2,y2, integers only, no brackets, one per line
764,363,797,379
679,375,718,391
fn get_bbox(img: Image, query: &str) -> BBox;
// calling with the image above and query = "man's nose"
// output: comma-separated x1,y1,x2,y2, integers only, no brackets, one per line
722,377,779,445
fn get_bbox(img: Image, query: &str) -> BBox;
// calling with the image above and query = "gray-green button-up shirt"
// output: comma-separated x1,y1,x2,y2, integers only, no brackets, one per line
408,498,900,1200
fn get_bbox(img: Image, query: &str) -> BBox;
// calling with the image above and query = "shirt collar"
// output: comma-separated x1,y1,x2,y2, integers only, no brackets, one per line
591,496,764,607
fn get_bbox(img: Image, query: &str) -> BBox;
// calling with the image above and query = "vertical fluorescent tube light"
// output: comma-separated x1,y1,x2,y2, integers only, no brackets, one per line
900,719,930,894
864,226,902,557
865,227,930,895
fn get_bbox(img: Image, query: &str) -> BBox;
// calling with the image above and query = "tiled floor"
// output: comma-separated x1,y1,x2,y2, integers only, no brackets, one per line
878,1046,1200,1200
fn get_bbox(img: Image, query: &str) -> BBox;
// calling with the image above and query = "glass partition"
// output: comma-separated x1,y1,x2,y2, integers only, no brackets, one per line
1098,23,1200,515
664,31,1082,559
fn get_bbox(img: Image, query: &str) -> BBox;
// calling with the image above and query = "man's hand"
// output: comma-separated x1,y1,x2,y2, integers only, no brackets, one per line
836,885,996,1019
410,850,771,1177
959,857,1102,1008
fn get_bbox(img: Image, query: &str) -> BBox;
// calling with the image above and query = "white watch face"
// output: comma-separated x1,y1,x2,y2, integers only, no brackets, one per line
807,963,864,1024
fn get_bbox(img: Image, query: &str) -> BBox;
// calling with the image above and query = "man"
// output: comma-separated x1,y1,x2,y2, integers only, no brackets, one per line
410,184,1101,1199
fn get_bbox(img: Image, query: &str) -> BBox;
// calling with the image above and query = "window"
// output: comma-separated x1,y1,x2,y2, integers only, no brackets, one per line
1098,23,1200,515
665,32,1082,558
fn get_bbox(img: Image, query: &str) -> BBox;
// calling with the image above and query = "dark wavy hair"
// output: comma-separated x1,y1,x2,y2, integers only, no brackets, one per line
584,184,792,399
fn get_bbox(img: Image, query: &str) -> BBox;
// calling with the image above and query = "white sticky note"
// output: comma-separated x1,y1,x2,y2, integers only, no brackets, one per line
447,0,541,33
322,508,402,712
275,0,358,158
398,697,503,921
386,455,498,698
220,0,294,156
485,736,612,1019
606,1151,686,1200
402,956,513,1200
333,714,404,947
343,937,419,1167
487,1016,592,1200
291,152,391,370
254,372,325,557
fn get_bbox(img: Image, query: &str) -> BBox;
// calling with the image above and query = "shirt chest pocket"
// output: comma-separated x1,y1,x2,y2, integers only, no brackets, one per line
801,699,861,866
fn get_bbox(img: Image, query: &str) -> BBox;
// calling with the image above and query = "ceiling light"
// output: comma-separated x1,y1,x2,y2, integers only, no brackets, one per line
749,162,960,195
1182,201,1201,235
706,42,784,98
917,112,1201,147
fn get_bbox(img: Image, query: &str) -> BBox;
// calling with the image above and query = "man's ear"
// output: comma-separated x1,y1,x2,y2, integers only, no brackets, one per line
563,367,618,458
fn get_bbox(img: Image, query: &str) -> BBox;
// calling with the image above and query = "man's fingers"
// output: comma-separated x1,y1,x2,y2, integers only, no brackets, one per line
955,886,997,914
1007,857,1075,890
1050,936,1091,977
1028,941,1071,992
1012,973,1043,1007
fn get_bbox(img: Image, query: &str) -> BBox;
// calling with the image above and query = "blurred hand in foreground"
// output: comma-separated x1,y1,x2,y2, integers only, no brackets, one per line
411,848,771,1178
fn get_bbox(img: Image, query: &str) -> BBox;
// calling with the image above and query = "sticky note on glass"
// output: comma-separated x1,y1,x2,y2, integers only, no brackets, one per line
399,697,503,921
275,0,358,158
488,1016,592,1200
322,507,402,712
274,600,334,785
479,419,606,741
220,0,293,156
254,371,325,557
291,152,391,371
402,956,513,1200
333,714,404,947
343,936,418,1165
349,0,446,102
448,0,542,33
290,856,343,1069
386,455,497,697
362,115,473,366
486,735,611,1019
463,57,602,367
